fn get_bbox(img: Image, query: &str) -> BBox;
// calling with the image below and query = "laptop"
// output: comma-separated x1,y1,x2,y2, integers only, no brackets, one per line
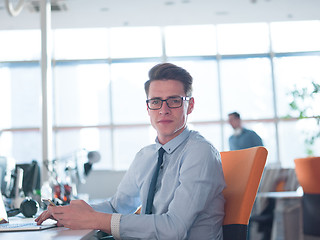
0,192,57,232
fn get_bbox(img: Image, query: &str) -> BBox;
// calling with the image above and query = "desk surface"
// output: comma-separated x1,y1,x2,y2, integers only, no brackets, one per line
0,207,98,240
0,227,97,240
1,216,97,240
258,191,303,199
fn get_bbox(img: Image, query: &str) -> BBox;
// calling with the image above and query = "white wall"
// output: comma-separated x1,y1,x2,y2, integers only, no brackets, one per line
77,170,126,199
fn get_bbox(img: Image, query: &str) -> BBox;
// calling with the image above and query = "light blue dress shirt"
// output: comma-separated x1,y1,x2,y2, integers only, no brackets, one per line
229,127,263,151
92,127,226,240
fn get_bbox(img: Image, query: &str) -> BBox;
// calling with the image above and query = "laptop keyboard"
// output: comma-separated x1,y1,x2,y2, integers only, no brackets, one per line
0,222,38,229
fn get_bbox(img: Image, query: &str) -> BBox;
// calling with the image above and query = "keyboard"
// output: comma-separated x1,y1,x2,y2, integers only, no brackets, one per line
0,222,39,229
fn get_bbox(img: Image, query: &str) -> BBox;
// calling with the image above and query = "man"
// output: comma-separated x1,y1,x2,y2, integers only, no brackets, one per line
36,63,226,239
228,112,263,150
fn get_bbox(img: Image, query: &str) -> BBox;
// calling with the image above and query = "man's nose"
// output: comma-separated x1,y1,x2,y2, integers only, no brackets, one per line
160,100,170,114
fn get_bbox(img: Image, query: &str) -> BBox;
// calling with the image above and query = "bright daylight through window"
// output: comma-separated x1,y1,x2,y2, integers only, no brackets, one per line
0,21,319,170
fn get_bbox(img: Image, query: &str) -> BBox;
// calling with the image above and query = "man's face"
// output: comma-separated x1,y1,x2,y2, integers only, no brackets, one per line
228,115,241,129
147,80,194,145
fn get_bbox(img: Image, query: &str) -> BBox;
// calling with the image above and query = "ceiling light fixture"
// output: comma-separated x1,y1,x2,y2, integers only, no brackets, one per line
165,1,175,6
5,0,25,17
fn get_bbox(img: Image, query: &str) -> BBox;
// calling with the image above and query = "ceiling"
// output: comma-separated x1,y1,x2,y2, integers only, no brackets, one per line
0,0,319,30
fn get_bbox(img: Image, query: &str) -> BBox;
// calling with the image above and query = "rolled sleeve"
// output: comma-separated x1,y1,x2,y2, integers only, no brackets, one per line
111,213,122,240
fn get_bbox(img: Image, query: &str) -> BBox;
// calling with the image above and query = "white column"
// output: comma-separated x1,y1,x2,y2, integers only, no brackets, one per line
40,0,52,184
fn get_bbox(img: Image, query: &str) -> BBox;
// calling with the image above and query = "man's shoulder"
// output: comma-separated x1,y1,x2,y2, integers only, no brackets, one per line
242,127,250,132
242,128,257,135
187,130,218,152
182,131,221,169
137,144,156,155
129,144,157,170
229,134,235,140
188,130,210,144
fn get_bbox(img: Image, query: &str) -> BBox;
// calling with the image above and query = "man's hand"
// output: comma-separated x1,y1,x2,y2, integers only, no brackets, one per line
35,208,61,226
36,200,112,233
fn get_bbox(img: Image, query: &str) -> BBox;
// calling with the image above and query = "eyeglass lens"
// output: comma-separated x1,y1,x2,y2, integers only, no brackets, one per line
148,97,183,109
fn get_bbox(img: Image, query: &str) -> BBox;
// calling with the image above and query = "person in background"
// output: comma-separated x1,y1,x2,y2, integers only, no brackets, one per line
228,112,263,150
36,63,226,240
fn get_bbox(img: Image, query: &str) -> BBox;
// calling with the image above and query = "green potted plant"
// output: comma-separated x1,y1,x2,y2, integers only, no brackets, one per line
287,81,320,156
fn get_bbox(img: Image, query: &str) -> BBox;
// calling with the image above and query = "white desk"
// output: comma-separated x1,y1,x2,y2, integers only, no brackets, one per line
0,227,97,240
258,191,303,240
0,215,97,240
258,191,303,199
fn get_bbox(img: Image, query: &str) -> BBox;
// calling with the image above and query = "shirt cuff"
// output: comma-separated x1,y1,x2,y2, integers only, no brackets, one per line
110,213,122,240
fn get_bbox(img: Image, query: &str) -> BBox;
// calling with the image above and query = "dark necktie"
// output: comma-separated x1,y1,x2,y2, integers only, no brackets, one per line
145,147,165,214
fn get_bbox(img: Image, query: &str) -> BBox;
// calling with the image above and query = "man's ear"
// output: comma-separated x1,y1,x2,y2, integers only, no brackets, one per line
187,97,194,114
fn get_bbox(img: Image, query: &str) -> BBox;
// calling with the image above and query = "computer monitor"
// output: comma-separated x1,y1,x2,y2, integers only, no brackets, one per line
0,157,8,195
9,160,40,198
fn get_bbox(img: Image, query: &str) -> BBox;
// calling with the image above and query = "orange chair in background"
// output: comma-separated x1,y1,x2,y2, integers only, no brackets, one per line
294,157,320,237
221,146,268,240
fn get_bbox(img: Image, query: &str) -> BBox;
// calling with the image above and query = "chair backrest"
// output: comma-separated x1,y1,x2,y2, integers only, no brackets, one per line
221,146,268,240
294,157,320,194
294,157,320,236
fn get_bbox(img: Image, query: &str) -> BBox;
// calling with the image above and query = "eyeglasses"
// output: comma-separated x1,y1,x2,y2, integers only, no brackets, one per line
146,96,191,110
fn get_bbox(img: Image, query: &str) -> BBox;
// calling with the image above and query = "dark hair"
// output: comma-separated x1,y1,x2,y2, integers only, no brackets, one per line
228,112,240,119
144,63,193,97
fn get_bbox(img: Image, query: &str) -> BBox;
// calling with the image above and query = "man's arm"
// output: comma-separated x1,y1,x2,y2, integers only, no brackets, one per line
116,142,226,239
35,200,112,233
35,153,142,236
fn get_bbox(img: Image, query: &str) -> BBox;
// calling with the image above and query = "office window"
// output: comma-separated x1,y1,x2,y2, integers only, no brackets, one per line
217,23,270,54
109,27,162,58
247,122,277,164
270,21,320,53
274,55,320,118
0,66,11,128
168,60,220,122
111,62,157,124
165,25,217,56
113,126,155,170
220,57,274,119
278,120,320,168
190,123,222,150
0,30,41,61
54,62,111,126
53,28,109,60
0,63,41,129
54,128,113,170
2,20,320,170
0,131,41,164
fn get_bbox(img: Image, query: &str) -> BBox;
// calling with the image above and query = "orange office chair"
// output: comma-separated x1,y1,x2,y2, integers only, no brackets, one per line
294,157,320,237
221,146,268,240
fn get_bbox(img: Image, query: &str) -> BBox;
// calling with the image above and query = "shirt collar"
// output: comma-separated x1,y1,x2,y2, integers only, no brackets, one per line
156,127,190,154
